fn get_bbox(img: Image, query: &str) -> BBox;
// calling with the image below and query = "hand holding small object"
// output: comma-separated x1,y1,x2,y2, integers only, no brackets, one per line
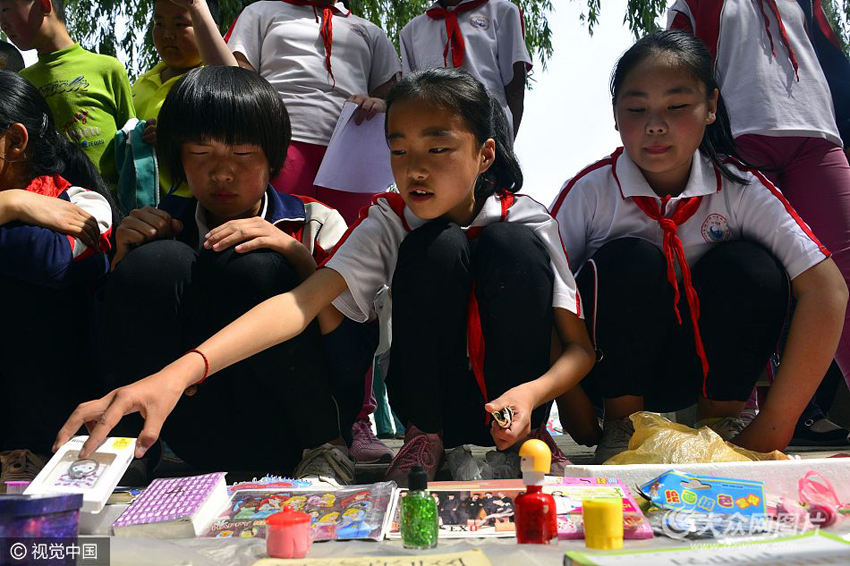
486,388,533,450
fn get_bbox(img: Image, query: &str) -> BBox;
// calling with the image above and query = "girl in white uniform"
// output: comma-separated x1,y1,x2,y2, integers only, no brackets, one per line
400,0,532,137
551,31,847,463
669,0,850,446
56,69,596,488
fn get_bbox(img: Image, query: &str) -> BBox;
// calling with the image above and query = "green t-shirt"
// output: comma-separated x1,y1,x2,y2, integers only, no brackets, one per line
21,43,135,186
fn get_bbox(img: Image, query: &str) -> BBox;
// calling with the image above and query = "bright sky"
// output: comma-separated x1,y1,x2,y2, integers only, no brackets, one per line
19,0,667,207
515,0,665,206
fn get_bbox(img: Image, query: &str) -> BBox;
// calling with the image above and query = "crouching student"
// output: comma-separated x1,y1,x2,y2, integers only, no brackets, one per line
55,68,596,487
0,71,116,489
551,31,848,464
95,66,374,482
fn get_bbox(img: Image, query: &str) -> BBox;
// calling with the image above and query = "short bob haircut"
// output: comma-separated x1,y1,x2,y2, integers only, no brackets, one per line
157,66,291,186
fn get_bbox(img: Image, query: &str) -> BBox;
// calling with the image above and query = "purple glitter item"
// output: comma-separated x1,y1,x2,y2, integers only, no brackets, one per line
113,472,226,529
0,494,83,538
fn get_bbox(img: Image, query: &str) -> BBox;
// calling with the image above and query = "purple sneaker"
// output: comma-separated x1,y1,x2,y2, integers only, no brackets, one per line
384,425,444,487
349,418,394,463
530,425,571,475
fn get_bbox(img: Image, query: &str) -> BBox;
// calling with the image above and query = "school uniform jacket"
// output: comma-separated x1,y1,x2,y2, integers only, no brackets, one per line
158,186,347,262
321,190,581,323
550,147,830,279
669,0,850,145
0,176,113,288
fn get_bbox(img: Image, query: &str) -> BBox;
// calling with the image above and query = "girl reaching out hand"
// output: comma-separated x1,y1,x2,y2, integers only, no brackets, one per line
56,68,596,486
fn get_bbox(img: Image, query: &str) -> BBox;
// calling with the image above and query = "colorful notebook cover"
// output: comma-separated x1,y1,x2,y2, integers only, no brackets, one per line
387,480,526,539
543,477,653,540
112,472,226,529
204,482,396,541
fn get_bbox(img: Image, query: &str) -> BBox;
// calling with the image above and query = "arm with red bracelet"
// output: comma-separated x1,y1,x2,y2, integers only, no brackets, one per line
54,268,349,459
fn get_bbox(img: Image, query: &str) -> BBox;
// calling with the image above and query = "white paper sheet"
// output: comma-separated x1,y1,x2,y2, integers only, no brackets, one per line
314,102,395,194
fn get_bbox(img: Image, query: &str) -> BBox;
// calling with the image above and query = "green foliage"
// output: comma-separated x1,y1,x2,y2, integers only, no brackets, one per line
823,0,850,56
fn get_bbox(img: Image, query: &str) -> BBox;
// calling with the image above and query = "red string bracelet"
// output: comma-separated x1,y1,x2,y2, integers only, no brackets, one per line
186,349,209,386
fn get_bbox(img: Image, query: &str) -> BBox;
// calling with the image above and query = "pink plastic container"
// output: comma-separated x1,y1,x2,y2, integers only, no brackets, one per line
266,509,313,559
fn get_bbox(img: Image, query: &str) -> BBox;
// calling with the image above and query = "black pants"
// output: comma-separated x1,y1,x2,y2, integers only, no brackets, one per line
0,277,102,454
386,221,554,448
578,238,789,411
100,240,339,473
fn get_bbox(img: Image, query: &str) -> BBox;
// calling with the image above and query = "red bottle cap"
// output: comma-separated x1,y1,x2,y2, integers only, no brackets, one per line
266,508,312,528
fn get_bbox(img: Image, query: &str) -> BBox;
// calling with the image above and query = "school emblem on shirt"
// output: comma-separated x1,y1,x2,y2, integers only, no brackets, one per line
701,213,730,243
469,15,490,30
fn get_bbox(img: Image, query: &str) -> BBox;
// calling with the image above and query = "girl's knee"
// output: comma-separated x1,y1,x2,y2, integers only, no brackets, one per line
695,241,788,298
111,240,195,291
198,247,299,293
396,221,469,280
473,223,547,269
589,238,668,296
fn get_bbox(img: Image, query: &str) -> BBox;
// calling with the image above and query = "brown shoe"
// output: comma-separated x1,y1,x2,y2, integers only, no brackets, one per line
0,449,47,493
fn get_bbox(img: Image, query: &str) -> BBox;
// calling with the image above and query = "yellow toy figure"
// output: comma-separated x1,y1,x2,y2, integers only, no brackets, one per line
514,439,558,544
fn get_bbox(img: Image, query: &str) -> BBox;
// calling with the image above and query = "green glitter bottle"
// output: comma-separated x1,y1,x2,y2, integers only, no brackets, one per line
400,465,438,549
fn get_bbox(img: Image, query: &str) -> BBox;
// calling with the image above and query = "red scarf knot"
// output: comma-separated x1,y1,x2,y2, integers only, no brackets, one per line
282,0,350,87
633,194,710,396
426,0,489,69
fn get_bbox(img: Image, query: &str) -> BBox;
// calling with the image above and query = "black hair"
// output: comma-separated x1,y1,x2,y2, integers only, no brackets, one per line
156,66,291,186
205,0,220,25
385,67,523,198
153,0,220,25
0,71,119,227
0,40,25,73
51,0,66,23
610,29,752,185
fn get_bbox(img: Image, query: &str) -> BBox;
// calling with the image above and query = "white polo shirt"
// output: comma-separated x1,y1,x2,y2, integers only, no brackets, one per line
668,0,842,146
400,0,532,133
550,148,829,279
322,191,581,323
226,1,401,146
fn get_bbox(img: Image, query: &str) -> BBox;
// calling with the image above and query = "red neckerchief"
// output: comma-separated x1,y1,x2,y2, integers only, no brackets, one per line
632,194,710,396
26,174,72,197
426,0,489,68
281,0,350,87
757,0,800,81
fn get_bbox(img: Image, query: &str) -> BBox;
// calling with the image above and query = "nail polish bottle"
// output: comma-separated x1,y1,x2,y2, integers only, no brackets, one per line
400,465,438,549
515,439,558,544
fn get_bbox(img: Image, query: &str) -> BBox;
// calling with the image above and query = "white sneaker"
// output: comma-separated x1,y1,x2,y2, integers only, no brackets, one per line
447,445,483,480
293,443,355,485
699,416,748,442
594,418,635,464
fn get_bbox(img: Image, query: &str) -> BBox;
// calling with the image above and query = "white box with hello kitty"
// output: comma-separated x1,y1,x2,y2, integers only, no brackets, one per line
24,436,137,513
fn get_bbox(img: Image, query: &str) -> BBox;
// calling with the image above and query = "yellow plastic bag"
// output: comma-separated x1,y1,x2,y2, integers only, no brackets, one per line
605,412,788,465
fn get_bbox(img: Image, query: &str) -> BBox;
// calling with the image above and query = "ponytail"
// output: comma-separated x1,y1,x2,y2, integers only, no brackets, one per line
478,94,522,197
386,67,523,198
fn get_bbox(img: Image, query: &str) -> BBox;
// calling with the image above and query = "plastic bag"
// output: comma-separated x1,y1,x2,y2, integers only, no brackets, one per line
605,412,788,464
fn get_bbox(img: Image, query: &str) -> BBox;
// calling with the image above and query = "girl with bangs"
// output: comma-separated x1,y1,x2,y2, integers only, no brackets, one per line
96,66,364,482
